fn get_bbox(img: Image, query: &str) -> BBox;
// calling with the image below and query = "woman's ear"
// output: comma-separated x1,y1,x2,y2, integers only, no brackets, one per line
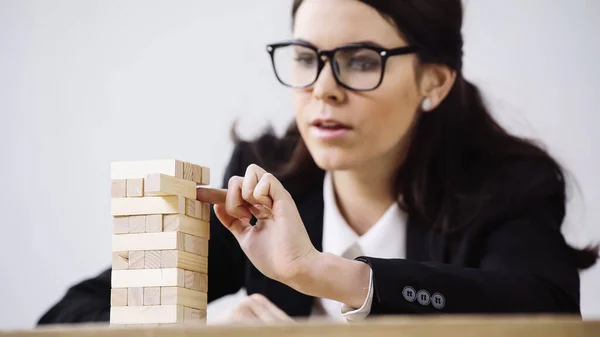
418,64,457,112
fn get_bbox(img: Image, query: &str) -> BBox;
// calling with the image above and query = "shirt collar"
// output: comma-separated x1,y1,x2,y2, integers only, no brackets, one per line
321,171,407,259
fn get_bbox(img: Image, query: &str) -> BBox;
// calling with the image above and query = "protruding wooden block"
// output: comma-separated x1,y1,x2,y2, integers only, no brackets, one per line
113,217,129,234
164,214,209,239
144,173,197,199
128,215,146,233
128,287,143,306
112,232,184,252
111,160,184,180
126,178,144,197
160,287,207,310
145,214,163,233
111,179,127,198
111,289,128,306
112,196,197,218
144,287,161,306
112,269,185,288
144,250,161,269
161,250,208,274
201,166,210,185
184,271,208,292
109,305,184,325
183,234,208,257
128,251,145,269
112,251,129,270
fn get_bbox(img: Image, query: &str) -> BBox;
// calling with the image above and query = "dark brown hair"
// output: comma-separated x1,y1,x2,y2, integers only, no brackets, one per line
234,0,598,268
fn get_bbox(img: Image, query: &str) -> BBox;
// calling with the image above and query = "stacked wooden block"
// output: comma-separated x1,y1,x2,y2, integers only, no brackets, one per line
109,159,210,326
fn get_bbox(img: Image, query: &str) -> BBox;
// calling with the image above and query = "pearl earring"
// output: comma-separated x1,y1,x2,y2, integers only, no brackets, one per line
422,98,432,111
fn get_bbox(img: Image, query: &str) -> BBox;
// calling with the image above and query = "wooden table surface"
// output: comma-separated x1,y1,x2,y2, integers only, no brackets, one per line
2,315,600,337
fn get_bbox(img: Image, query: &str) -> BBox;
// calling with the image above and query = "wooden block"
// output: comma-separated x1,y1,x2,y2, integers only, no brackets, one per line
112,251,129,270
183,162,194,182
111,288,127,306
144,173,197,199
144,287,161,306
163,214,209,239
112,268,185,288
184,271,208,292
183,307,206,324
160,287,207,310
182,161,203,184
201,202,210,221
111,196,189,217
201,166,210,185
178,196,186,218
160,250,177,269
194,273,208,293
109,305,184,325
145,214,162,233
183,234,208,257
145,215,162,233
192,165,202,185
161,250,208,274
111,179,127,198
126,178,144,197
128,215,146,233
144,250,161,269
111,160,184,180
113,217,129,234
127,287,143,306
184,271,195,290
128,251,144,269
112,232,184,252
186,198,202,219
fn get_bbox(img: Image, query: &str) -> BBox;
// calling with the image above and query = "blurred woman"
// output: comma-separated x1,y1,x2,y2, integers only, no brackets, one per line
38,0,598,325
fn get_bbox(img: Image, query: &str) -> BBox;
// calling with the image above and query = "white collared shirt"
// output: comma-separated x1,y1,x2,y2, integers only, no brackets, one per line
309,172,407,321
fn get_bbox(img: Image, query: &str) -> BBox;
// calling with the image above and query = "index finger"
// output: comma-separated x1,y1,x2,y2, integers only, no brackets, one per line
196,187,227,205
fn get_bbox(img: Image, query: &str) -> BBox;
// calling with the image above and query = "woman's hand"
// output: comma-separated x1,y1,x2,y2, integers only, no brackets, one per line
197,164,372,310
196,164,319,285
212,293,295,325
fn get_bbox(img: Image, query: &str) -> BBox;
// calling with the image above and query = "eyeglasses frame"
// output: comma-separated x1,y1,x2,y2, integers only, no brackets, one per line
266,40,418,92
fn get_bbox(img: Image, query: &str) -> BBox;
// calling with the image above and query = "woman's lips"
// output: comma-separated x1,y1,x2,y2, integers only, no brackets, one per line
310,118,352,140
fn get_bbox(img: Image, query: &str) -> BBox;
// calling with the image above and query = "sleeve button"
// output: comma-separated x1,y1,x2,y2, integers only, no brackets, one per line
432,293,445,309
402,286,417,302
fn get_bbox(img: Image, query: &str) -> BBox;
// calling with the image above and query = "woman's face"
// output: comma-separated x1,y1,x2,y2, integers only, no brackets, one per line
292,0,422,172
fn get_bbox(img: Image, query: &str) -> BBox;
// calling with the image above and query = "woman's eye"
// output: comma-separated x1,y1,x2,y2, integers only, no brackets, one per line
294,53,316,67
348,56,380,71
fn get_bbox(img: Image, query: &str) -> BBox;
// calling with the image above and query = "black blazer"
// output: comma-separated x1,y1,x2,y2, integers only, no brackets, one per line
37,140,582,324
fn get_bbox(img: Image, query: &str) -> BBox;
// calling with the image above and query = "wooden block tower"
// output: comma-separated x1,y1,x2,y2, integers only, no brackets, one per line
109,159,210,326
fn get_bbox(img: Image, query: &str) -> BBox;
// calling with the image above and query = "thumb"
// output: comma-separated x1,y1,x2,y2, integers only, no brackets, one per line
214,204,251,241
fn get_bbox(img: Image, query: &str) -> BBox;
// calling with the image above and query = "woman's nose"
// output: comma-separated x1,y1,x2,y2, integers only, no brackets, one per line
312,61,347,104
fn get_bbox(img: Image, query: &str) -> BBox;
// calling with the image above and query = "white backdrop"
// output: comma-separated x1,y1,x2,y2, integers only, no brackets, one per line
0,0,598,330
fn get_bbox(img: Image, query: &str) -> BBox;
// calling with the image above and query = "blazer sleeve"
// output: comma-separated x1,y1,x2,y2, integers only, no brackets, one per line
37,268,112,324
37,144,249,325
356,160,582,315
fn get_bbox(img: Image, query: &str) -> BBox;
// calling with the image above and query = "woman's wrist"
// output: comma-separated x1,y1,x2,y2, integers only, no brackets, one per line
290,251,371,309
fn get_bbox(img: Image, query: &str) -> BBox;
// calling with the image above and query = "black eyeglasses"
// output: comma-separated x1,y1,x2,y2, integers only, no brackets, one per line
266,40,418,91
